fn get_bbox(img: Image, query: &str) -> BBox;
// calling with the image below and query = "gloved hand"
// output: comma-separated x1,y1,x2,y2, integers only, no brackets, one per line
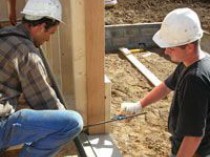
121,101,142,115
0,101,15,117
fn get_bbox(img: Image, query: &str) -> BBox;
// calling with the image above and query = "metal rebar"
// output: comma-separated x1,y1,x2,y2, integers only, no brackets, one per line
83,112,146,129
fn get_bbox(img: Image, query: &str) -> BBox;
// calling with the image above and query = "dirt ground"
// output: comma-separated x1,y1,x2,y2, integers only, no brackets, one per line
105,0,210,157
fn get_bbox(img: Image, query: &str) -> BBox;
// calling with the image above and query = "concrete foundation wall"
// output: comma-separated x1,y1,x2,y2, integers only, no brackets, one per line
105,23,210,53
105,23,161,52
201,31,210,53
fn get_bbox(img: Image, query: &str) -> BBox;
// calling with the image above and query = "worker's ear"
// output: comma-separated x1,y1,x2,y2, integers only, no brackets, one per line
185,43,195,54
32,23,46,33
39,23,47,32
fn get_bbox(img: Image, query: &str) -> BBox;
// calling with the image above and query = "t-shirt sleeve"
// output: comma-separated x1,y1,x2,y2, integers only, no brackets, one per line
164,64,184,90
165,73,176,90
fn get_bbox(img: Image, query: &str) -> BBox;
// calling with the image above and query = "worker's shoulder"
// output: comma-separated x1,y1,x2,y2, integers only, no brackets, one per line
0,27,35,49
0,25,30,42
0,32,40,62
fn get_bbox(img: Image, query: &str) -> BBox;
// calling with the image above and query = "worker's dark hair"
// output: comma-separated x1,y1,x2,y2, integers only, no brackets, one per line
179,40,199,49
22,16,60,30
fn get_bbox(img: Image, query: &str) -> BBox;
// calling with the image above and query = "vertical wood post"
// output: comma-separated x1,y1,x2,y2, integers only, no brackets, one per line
59,0,87,122
85,0,105,134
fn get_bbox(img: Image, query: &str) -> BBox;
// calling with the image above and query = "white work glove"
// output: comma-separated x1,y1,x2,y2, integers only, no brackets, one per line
0,102,15,117
121,101,142,115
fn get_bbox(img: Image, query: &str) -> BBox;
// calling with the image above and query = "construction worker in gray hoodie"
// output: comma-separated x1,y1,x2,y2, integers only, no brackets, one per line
0,0,83,156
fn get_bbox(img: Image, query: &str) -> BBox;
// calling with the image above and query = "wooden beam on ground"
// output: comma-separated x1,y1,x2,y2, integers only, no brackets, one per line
59,0,76,109
85,0,105,134
120,47,161,87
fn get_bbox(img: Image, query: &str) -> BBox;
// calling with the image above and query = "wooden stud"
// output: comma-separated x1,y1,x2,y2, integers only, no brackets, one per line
85,0,105,134
59,0,87,124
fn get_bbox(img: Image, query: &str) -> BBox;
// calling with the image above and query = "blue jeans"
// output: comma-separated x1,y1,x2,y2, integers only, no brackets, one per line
0,109,83,157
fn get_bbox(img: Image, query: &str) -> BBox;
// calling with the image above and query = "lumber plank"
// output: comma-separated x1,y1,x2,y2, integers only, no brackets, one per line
59,0,87,120
120,47,161,87
0,0,25,22
85,0,105,134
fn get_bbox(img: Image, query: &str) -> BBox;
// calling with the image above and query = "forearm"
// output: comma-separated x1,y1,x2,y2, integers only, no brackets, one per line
177,136,202,157
140,82,171,108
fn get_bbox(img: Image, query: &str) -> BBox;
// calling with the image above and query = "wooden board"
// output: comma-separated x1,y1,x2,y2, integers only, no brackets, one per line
120,47,161,87
0,0,25,22
85,0,105,134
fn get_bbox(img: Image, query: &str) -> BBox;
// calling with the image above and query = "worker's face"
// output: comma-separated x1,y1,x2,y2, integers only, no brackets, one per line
34,24,59,47
164,46,187,63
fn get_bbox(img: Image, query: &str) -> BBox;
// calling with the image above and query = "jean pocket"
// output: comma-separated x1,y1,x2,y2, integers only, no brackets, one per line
0,119,8,148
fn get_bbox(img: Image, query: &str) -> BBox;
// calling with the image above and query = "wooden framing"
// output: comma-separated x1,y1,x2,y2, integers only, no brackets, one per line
0,0,25,23
85,0,105,134
1,0,106,134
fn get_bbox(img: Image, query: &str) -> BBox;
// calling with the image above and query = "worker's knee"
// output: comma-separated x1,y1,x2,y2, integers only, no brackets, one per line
61,110,83,137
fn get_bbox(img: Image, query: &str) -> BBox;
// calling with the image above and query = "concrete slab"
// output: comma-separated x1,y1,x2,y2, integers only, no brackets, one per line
82,133,122,157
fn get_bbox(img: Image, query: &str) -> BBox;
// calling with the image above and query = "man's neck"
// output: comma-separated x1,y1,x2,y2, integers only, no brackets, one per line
184,48,206,67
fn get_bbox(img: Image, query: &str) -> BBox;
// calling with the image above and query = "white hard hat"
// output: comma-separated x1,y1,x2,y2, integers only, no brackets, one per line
153,8,203,48
21,0,63,22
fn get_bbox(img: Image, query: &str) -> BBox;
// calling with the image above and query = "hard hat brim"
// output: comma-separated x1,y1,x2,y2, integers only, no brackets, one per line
153,30,203,48
152,31,170,48
22,13,64,23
